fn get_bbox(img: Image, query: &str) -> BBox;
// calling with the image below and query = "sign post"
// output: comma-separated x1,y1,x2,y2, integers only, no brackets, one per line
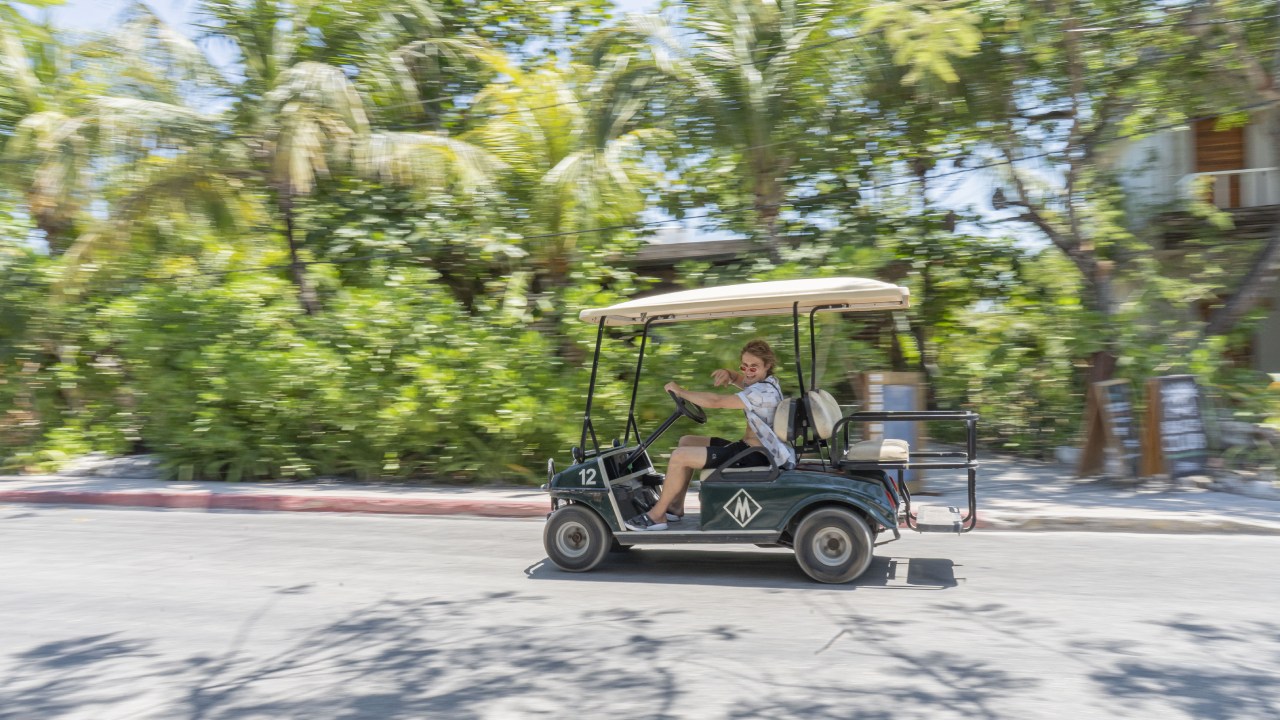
1078,379,1142,478
1142,375,1210,478
859,372,926,492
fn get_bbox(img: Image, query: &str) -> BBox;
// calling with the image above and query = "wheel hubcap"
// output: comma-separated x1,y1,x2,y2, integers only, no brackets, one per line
812,527,852,567
556,521,590,559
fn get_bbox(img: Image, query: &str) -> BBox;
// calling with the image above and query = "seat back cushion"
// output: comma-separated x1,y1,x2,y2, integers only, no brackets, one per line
845,438,910,462
807,389,842,440
773,397,797,442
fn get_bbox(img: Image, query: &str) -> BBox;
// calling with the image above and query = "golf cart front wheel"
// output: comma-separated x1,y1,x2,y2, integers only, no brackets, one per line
544,504,611,572
794,507,873,584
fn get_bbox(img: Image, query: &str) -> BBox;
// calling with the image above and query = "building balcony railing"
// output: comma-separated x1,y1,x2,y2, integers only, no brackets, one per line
1176,167,1280,209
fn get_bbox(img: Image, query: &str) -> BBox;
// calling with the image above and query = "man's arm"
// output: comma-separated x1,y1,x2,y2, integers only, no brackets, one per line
665,382,744,410
711,368,744,388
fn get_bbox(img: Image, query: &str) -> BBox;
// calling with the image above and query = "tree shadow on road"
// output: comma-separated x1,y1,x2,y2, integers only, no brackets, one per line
6,592,1271,719
1088,616,1280,720
722,606,1040,719
0,634,156,720
0,590,704,719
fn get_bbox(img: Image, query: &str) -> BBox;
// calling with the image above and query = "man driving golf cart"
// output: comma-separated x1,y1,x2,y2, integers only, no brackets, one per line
625,339,796,531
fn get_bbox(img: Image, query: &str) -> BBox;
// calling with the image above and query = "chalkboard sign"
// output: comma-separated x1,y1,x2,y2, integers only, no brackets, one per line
1078,379,1142,478
859,372,925,490
1102,381,1142,476
1143,375,1209,478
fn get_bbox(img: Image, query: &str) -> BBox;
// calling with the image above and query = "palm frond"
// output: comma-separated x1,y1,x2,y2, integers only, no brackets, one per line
112,3,227,90
264,61,373,194
92,96,219,151
366,131,502,192
0,21,42,111
267,61,370,136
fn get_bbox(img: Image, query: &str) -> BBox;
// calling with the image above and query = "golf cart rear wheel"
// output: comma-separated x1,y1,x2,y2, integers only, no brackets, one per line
544,504,611,572
794,507,873,584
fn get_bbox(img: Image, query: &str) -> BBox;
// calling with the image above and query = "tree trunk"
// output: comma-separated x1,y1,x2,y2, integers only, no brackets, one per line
279,194,320,316
30,196,76,256
1087,350,1117,386
1203,217,1280,338
751,150,785,263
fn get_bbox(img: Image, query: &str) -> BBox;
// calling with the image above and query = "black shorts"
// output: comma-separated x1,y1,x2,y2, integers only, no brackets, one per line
704,438,771,469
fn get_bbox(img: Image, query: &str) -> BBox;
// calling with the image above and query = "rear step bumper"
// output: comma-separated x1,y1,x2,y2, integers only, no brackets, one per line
914,505,963,533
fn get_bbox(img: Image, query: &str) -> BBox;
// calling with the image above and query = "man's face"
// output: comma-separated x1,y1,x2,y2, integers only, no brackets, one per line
740,352,767,386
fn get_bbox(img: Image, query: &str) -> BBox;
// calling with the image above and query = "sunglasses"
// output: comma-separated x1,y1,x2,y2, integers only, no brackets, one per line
740,363,763,372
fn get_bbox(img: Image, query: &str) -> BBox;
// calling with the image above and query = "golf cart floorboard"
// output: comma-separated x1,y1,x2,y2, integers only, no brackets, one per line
612,512,782,545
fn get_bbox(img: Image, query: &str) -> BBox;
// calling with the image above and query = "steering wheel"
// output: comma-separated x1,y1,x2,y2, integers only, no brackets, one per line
669,389,708,424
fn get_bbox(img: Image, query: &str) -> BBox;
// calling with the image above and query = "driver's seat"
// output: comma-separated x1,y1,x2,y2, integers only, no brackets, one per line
696,398,799,483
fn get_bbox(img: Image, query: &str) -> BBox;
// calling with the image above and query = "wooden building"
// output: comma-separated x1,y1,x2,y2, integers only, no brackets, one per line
1114,108,1280,372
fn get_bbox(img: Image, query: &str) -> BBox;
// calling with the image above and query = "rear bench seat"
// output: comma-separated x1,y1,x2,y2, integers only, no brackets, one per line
844,438,910,462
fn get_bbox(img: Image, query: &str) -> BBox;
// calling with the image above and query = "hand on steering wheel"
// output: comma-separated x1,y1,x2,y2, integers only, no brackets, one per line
667,388,708,424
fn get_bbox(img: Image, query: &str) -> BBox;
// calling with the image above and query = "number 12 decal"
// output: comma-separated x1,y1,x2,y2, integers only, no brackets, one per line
581,468,598,486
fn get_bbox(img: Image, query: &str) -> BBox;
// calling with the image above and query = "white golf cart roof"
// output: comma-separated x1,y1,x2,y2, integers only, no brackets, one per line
580,276,910,326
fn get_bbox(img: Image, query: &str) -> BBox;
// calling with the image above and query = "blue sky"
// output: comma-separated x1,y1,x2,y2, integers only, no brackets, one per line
23,0,657,85
23,0,191,32
27,0,660,32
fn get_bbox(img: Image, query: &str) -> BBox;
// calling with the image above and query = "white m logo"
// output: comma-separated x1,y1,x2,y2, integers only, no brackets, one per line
725,489,762,527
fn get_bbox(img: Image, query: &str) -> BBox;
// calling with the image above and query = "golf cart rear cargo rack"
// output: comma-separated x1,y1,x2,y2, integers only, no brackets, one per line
831,410,979,533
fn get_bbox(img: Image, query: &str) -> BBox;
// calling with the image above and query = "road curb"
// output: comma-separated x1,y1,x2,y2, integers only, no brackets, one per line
5,490,1279,535
976,514,1280,535
0,490,550,518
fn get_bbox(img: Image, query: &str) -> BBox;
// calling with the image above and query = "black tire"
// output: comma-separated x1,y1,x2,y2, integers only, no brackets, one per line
794,507,874,584
544,504,611,572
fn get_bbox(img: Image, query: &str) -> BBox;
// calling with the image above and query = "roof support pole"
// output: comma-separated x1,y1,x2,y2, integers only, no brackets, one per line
792,302,806,393
809,307,820,392
580,319,606,453
623,318,659,445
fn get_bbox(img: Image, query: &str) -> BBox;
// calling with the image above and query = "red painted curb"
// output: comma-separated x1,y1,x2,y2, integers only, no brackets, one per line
0,490,550,517
5,490,993,527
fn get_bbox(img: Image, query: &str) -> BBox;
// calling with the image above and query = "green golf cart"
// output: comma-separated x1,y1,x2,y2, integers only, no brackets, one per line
542,277,978,584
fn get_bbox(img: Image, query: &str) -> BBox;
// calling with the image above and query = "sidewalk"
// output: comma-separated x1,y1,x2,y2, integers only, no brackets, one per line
3,452,1279,534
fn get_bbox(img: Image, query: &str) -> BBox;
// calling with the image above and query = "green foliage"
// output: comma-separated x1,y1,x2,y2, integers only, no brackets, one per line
4,0,1280,479
863,0,982,84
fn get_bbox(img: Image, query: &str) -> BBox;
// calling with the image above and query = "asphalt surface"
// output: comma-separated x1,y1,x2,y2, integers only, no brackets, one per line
2,507,1279,719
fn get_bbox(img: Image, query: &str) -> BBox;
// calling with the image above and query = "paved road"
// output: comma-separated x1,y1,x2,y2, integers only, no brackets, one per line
2,506,1279,719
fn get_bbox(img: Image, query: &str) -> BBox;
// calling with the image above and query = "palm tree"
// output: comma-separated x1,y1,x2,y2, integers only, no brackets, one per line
1,7,93,253
465,47,665,300
2,4,242,262
607,0,856,260
199,0,499,314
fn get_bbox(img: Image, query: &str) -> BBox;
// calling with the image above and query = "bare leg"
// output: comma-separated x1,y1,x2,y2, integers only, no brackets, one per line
668,436,711,514
648,446,707,523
